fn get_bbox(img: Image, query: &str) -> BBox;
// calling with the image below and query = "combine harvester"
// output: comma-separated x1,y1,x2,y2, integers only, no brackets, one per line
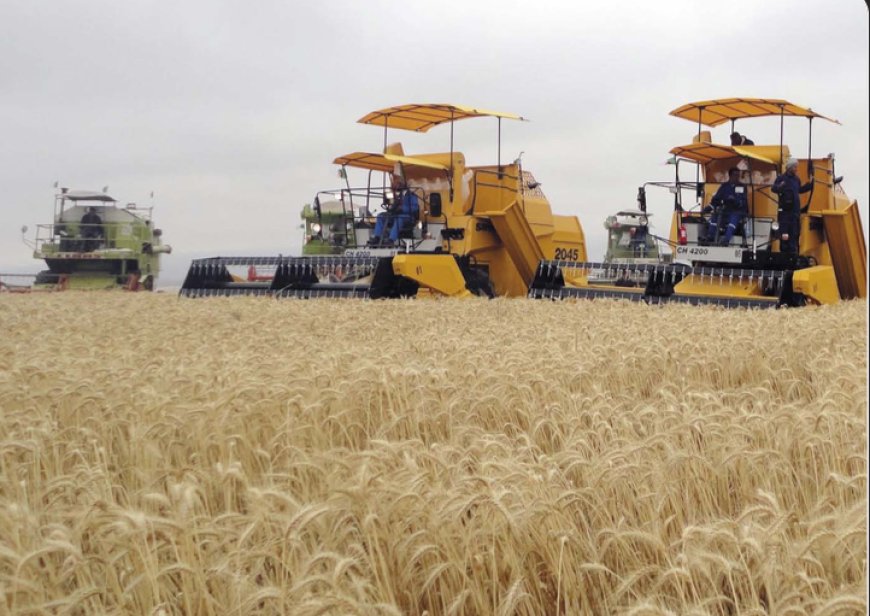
181,99,865,307
531,98,866,307
181,103,590,299
11,187,171,291
588,209,671,287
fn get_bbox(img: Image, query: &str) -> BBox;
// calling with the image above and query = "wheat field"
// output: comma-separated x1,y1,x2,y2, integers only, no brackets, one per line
0,293,866,615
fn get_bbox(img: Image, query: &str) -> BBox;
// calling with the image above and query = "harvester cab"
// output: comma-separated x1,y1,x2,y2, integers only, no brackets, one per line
30,187,171,291
182,103,590,299
314,142,452,256
530,98,866,307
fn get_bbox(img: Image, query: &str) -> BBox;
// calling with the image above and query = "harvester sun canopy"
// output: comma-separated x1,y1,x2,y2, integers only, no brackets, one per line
63,190,117,202
333,152,450,173
357,104,526,132
670,143,789,166
669,98,839,127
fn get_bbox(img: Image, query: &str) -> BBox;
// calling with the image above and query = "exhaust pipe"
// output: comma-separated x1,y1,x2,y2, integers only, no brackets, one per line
143,243,172,254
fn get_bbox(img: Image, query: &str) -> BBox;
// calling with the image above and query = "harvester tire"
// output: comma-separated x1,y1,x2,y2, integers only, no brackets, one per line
465,268,495,298
34,270,59,286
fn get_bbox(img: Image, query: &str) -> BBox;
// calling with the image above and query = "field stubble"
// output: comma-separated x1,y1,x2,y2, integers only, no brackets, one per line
0,294,866,615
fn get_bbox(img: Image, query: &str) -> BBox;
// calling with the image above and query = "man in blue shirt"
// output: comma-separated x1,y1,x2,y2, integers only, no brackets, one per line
705,167,748,245
371,176,419,246
772,158,812,254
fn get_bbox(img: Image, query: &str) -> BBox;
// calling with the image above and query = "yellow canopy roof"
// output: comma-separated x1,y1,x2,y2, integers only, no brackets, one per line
669,98,839,127
732,145,789,165
357,104,525,132
333,152,449,172
384,153,449,171
670,143,790,165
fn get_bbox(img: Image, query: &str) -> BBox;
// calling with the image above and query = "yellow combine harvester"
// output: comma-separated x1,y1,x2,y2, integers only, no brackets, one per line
181,103,589,298
531,98,866,307
181,99,865,307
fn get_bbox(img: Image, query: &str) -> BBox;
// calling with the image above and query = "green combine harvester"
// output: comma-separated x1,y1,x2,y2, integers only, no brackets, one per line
299,199,367,255
589,209,672,286
603,210,666,263
25,187,171,291
231,200,366,284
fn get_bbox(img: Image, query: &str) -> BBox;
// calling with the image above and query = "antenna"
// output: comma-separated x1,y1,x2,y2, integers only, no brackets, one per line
20,225,35,250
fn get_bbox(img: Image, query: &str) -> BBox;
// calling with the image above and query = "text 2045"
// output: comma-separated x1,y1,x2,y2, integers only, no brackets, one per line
554,247,579,261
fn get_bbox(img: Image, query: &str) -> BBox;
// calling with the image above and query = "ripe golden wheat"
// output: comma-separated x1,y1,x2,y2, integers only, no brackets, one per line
0,294,866,615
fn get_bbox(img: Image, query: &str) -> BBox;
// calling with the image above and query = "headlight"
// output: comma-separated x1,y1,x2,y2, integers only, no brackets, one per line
771,221,780,232
311,223,322,234
416,221,423,230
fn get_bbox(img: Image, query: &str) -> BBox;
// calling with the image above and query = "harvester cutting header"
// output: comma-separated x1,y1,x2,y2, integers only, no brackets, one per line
181,99,865,307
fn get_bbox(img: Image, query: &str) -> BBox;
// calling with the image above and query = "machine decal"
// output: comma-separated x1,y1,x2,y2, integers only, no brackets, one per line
675,245,743,261
554,247,580,261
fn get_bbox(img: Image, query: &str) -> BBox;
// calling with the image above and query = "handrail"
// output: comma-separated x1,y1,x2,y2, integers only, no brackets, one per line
311,184,438,249
32,222,132,254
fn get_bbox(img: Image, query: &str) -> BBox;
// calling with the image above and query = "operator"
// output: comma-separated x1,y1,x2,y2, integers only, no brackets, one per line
79,206,104,251
370,176,419,246
704,167,747,245
730,131,754,146
629,219,649,257
772,157,812,254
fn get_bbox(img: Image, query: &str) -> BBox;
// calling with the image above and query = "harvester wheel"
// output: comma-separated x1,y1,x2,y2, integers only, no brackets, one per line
34,270,60,286
126,272,141,291
464,268,495,298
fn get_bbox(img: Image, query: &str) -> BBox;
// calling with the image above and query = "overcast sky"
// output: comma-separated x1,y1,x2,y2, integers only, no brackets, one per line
1,0,867,286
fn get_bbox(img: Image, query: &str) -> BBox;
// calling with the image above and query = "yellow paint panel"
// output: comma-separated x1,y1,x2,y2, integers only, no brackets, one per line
392,254,470,297
675,275,770,299
792,266,841,305
479,201,544,285
821,204,867,299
